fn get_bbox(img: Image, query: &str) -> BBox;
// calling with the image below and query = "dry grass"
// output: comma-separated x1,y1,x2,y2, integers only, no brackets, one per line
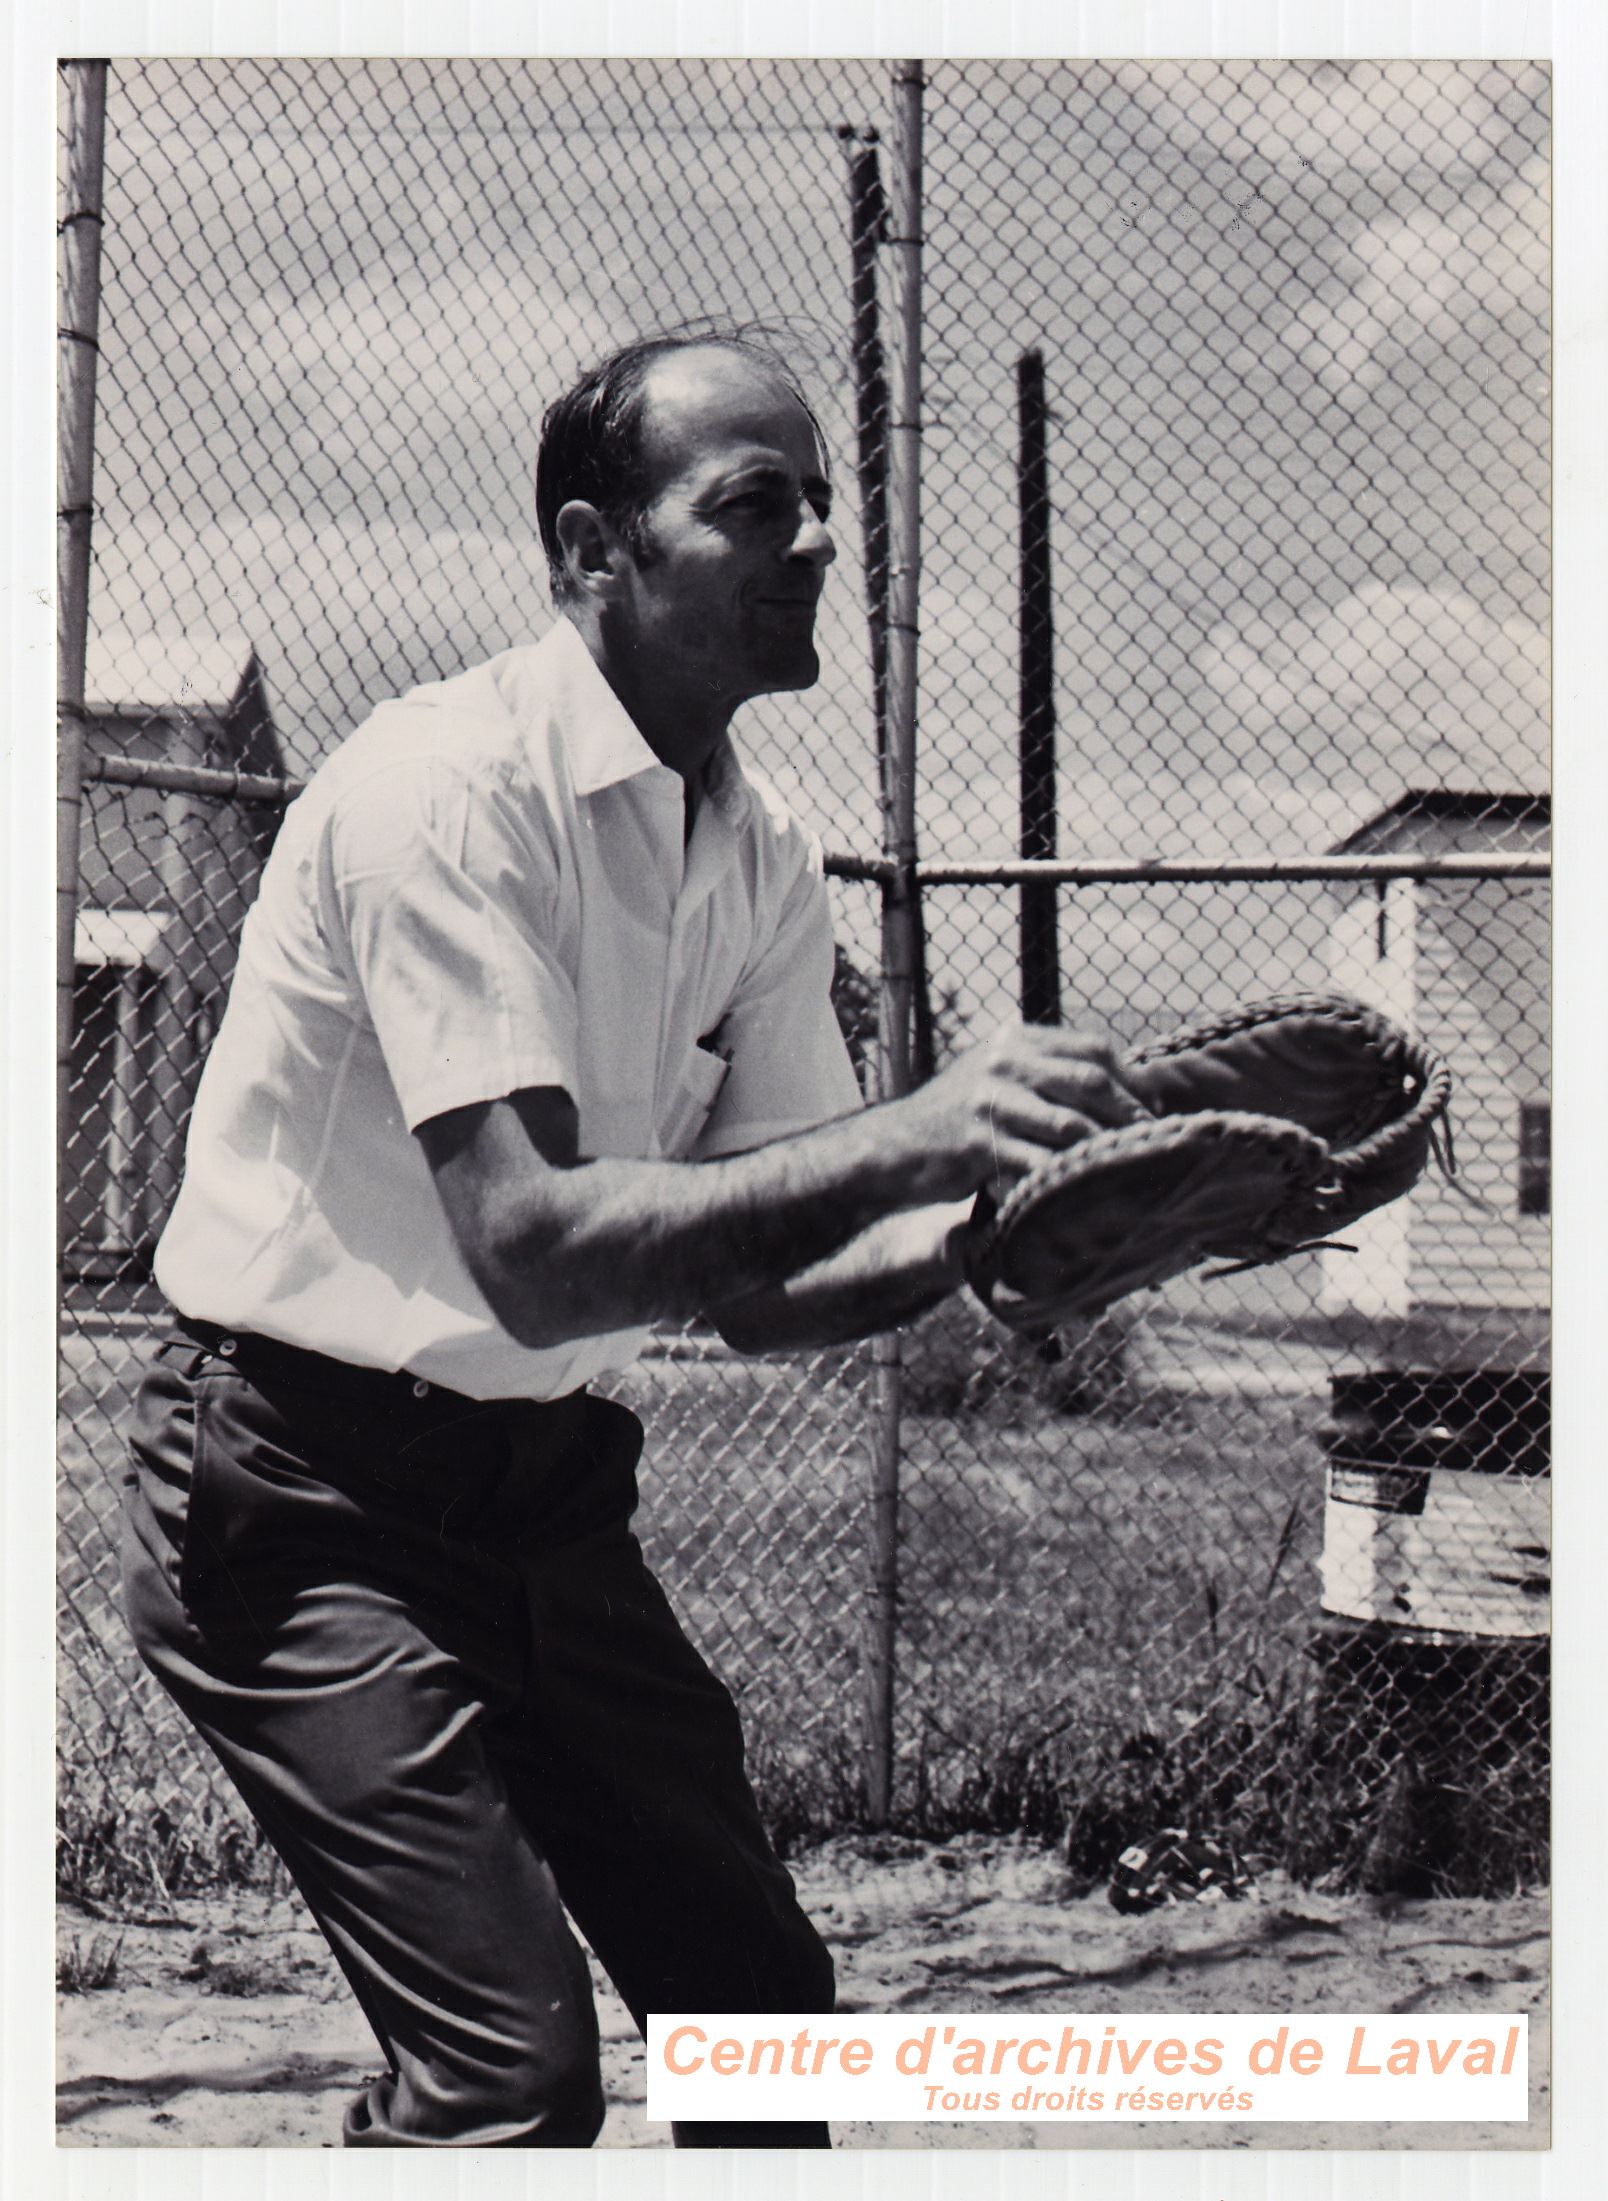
57,1931,126,1995
59,1308,1549,1899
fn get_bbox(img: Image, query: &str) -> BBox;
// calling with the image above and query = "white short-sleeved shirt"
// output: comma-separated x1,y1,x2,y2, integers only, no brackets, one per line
155,618,864,1399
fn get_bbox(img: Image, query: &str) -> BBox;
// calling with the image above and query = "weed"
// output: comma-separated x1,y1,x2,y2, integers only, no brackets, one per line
58,1759,283,1907
176,1941,311,1996
57,1931,125,1994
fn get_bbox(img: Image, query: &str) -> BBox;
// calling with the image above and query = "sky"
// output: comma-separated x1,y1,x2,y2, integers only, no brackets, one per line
79,54,1551,1022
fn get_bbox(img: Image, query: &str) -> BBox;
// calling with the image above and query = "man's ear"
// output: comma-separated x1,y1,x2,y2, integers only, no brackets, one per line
554,500,628,599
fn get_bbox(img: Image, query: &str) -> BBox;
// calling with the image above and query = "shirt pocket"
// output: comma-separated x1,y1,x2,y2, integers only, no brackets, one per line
656,1044,731,1159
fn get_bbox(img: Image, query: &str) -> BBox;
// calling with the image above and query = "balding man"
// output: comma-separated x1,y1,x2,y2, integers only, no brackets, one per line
122,333,1144,2150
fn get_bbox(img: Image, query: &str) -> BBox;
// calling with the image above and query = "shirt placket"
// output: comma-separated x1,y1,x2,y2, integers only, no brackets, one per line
651,787,737,1152
641,774,691,1157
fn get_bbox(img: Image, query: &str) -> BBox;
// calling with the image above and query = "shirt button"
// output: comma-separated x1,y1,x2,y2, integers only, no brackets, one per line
218,1337,238,1357
412,1378,429,1398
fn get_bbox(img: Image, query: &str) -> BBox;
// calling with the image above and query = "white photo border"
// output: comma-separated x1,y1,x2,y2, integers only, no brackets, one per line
8,5,1601,2198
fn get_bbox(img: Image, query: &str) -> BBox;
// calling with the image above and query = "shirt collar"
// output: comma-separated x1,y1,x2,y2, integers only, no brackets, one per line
538,615,749,821
699,738,748,821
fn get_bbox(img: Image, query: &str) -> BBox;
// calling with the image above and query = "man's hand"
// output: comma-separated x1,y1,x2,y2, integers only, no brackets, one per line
896,1023,1153,1206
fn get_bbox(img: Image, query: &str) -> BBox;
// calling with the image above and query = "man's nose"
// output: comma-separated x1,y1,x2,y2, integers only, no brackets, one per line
789,503,836,568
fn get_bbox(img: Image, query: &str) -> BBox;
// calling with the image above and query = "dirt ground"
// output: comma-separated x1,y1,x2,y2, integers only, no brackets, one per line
57,1833,1548,2152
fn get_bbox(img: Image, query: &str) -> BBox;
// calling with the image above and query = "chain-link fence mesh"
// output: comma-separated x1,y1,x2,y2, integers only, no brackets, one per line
915,59,1548,866
60,57,1549,1904
895,58,1549,1888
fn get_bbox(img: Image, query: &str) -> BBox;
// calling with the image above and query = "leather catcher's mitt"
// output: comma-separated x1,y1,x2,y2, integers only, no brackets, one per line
965,994,1451,1334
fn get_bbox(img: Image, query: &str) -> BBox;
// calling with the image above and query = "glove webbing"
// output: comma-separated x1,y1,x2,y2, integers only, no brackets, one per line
1319,1029,1453,1182
1132,992,1447,1157
1206,1031,1455,1279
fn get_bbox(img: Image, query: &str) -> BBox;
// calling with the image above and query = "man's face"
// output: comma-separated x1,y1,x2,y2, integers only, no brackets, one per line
615,347,837,714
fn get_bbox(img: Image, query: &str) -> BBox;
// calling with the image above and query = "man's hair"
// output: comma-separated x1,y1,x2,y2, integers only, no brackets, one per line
534,328,827,603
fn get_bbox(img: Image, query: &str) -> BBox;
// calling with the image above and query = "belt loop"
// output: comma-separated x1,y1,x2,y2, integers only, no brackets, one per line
170,1319,489,1415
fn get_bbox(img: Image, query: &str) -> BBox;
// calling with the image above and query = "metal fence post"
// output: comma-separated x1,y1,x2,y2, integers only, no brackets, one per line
840,128,891,771
57,60,108,1267
863,58,924,1829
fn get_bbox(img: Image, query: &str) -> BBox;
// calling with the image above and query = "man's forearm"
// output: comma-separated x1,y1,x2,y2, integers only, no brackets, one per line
707,1200,975,1354
469,1097,976,1350
423,1024,1149,1352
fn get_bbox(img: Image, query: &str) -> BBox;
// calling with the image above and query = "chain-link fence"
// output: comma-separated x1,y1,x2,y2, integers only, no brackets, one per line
59,56,1549,1904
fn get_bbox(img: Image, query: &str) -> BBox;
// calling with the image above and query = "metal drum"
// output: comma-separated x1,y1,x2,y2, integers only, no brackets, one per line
1318,1370,1549,1641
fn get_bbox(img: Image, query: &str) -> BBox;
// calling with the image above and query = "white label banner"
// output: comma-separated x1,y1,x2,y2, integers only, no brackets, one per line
645,2011,1529,2123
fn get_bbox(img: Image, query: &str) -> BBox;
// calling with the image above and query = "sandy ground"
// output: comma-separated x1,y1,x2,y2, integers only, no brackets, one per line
57,1833,1547,2152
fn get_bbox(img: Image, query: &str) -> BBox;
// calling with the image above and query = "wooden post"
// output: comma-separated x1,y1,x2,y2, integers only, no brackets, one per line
861,61,924,1831
58,60,109,1266
1017,348,1060,1023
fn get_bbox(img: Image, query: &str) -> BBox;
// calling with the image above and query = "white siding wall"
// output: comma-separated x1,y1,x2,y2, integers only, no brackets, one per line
1321,882,1418,1315
1321,876,1549,1315
1408,880,1550,1310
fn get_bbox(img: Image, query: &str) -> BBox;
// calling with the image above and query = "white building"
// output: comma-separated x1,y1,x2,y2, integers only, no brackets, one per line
1322,792,1549,1320
67,639,284,1277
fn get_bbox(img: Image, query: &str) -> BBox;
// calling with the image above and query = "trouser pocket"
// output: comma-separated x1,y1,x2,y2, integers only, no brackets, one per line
123,1343,513,1665
120,1345,210,1643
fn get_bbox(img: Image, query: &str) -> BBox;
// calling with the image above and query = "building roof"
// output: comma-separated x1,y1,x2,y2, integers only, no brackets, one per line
86,630,262,711
84,640,285,782
1328,790,1550,854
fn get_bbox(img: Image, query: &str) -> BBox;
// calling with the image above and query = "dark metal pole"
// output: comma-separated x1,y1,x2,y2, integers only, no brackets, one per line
1016,348,1060,1024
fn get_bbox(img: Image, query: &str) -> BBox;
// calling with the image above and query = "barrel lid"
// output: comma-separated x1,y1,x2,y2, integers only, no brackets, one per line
1325,1368,1549,1474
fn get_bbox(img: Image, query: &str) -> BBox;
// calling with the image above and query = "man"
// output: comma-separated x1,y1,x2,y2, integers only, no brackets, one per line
122,332,1145,2149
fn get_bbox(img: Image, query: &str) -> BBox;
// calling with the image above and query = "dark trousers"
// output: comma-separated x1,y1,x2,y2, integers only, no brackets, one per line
120,1330,833,2149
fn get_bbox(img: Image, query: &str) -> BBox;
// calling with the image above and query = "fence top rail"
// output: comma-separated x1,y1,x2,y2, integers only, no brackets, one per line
83,756,1549,886
83,752,889,877
86,751,304,806
917,853,1551,885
